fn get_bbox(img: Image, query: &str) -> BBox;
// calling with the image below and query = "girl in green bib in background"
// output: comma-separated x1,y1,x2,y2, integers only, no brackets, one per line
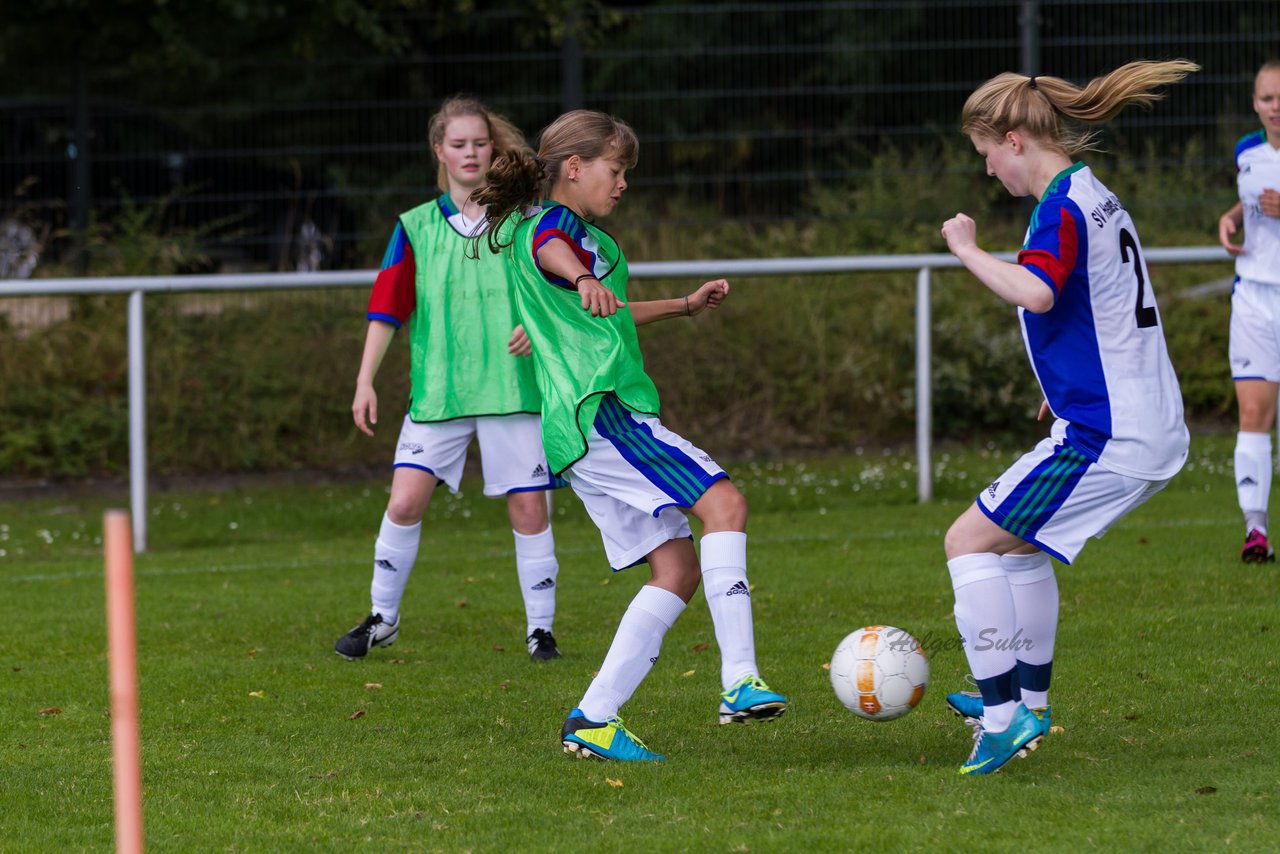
334,96,565,664
477,110,787,762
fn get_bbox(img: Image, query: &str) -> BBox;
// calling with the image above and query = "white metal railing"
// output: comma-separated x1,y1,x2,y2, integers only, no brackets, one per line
2,246,1231,551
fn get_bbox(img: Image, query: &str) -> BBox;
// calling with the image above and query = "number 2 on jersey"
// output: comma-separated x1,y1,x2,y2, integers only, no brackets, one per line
1119,227,1158,329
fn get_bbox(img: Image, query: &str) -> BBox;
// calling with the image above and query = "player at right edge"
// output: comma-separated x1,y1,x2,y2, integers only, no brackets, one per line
939,60,1197,775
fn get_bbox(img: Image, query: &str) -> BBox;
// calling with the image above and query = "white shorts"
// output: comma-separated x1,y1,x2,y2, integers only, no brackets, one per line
977,436,1171,564
566,395,728,570
392,413,556,497
1230,277,1280,382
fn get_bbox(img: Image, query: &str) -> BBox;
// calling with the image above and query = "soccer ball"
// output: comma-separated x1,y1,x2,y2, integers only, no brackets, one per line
829,625,929,721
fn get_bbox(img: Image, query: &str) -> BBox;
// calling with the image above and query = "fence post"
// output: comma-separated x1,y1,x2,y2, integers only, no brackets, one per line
1020,1,1041,76
916,267,933,503
70,61,93,275
561,15,584,111
128,290,148,552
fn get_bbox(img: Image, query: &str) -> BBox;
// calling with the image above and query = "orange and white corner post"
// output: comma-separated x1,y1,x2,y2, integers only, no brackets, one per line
104,509,144,854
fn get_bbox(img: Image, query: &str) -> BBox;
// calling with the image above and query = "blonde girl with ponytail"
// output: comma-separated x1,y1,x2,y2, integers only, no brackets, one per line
938,61,1197,776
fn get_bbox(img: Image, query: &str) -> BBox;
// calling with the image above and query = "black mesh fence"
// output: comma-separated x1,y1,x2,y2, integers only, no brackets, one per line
2,0,1277,275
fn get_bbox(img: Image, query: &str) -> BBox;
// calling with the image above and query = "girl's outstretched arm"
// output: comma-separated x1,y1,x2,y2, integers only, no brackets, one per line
631,279,730,326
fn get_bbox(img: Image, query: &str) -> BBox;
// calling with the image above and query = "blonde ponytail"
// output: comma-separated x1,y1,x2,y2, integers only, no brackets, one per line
962,59,1200,155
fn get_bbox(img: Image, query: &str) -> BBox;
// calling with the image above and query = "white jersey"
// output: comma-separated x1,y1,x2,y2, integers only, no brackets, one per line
1015,162,1189,480
1235,131,1280,286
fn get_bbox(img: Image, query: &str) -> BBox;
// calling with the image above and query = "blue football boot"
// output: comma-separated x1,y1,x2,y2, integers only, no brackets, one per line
718,676,788,725
561,709,664,762
948,690,1052,739
959,703,1043,776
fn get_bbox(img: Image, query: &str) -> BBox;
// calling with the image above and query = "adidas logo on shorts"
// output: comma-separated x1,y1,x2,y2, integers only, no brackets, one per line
987,480,1000,499
726,580,750,597
531,463,547,478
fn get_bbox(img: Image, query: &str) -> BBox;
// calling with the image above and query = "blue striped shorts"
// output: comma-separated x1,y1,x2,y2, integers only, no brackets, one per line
566,394,728,570
976,436,1170,564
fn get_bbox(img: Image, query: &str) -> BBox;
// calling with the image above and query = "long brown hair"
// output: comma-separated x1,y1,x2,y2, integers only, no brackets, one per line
427,96,528,194
961,60,1199,155
473,109,639,254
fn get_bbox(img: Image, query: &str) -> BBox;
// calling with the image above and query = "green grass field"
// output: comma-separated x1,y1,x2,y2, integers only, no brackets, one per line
2,436,1276,852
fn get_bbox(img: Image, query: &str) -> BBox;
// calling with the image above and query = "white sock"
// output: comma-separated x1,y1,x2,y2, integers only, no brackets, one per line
1235,431,1272,534
514,526,558,635
578,585,686,722
369,513,421,624
700,531,758,690
1003,552,1057,710
949,552,1018,732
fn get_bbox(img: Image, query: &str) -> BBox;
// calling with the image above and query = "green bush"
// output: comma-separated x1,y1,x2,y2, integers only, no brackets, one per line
0,140,1240,478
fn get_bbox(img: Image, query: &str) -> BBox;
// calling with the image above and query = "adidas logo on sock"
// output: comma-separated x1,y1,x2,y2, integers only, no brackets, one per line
1240,476,1258,486
375,559,396,572
531,463,547,478
649,655,659,664
726,580,750,597
531,577,556,591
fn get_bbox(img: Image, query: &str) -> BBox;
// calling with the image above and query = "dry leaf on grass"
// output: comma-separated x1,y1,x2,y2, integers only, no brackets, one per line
606,778,624,788
39,707,61,715
349,709,366,720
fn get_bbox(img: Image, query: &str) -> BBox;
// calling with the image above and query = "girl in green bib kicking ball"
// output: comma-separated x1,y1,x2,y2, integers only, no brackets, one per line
476,110,786,762
334,96,565,664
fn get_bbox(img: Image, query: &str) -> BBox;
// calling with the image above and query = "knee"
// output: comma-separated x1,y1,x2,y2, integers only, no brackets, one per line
1237,388,1278,432
1239,406,1274,433
660,566,701,603
507,493,549,535
943,518,973,561
700,483,748,531
386,493,428,526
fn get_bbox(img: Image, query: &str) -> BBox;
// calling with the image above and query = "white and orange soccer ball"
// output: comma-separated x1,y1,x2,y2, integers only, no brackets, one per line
829,625,929,721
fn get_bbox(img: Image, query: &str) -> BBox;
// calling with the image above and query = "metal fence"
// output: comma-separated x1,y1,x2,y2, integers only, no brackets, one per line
2,1,1275,276
2,244,1229,551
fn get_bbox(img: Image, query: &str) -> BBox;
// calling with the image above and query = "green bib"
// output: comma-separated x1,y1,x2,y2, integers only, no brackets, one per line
398,197,541,422
511,204,661,474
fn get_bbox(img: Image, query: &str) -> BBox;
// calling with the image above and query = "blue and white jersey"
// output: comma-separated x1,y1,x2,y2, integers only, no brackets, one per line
1016,163,1189,480
1235,131,1280,286
529,204,613,287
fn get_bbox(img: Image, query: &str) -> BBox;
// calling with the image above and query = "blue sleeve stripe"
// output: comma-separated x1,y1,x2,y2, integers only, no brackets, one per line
1236,130,1265,160
380,223,408,270
367,312,402,329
